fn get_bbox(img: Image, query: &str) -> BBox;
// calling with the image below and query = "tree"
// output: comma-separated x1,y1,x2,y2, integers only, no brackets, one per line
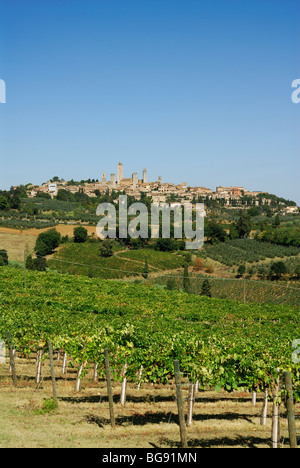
273,214,281,228
229,224,239,240
205,221,227,243
33,257,47,271
200,279,212,298
183,264,191,294
237,264,246,277
0,249,8,265
184,252,192,264
56,189,74,202
73,226,88,243
35,229,61,257
155,238,175,252
35,238,50,257
99,239,114,258
0,195,9,211
235,212,252,238
166,277,176,291
25,254,35,270
269,261,287,279
294,264,300,279
142,258,149,279
9,193,21,209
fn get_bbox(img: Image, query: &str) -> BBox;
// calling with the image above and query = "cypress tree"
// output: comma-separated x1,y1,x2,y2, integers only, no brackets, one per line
201,279,212,298
142,258,149,279
183,264,191,294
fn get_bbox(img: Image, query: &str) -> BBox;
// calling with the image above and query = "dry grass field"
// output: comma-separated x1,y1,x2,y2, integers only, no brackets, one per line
0,225,97,261
0,355,299,449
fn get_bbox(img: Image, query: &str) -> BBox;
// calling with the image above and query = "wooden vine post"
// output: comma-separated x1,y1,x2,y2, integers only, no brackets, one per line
174,360,188,448
271,371,281,449
260,389,268,426
48,341,58,407
284,371,297,449
104,349,115,429
36,349,43,384
186,383,196,427
6,332,17,387
120,362,127,406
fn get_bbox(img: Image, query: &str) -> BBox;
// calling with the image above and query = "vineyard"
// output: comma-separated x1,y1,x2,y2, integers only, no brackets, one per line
47,243,187,279
149,273,300,307
0,266,299,447
200,239,300,267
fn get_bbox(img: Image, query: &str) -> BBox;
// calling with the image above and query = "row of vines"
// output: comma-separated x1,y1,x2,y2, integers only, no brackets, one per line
0,267,299,399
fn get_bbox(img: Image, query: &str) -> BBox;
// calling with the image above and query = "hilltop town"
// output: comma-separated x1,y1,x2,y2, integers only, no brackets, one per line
23,162,297,213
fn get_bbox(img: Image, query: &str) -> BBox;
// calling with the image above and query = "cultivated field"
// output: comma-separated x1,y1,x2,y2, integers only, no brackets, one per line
1,356,298,449
0,225,97,261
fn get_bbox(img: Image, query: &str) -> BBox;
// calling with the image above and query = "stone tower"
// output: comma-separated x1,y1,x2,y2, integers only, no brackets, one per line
110,173,116,188
132,172,138,189
117,162,123,185
143,168,147,184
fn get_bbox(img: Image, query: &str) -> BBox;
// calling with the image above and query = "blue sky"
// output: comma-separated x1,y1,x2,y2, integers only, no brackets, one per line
0,0,299,203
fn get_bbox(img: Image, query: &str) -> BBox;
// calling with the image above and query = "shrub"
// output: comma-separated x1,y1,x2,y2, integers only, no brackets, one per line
33,257,47,272
194,257,204,271
0,250,8,265
206,264,214,274
73,226,88,243
155,238,176,252
166,278,176,291
35,397,58,415
201,279,212,298
99,239,114,258
25,255,35,270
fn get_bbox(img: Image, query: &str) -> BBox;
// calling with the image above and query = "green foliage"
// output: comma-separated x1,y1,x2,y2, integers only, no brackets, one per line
99,239,114,258
33,257,47,272
118,248,185,271
35,398,58,415
142,258,149,279
235,211,252,238
26,255,47,271
205,221,227,243
237,264,246,276
73,226,88,243
35,229,61,257
155,238,176,252
183,264,191,293
0,249,8,265
269,261,287,279
258,225,300,247
166,277,176,291
0,268,299,396
200,238,300,268
0,195,9,211
200,279,212,297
